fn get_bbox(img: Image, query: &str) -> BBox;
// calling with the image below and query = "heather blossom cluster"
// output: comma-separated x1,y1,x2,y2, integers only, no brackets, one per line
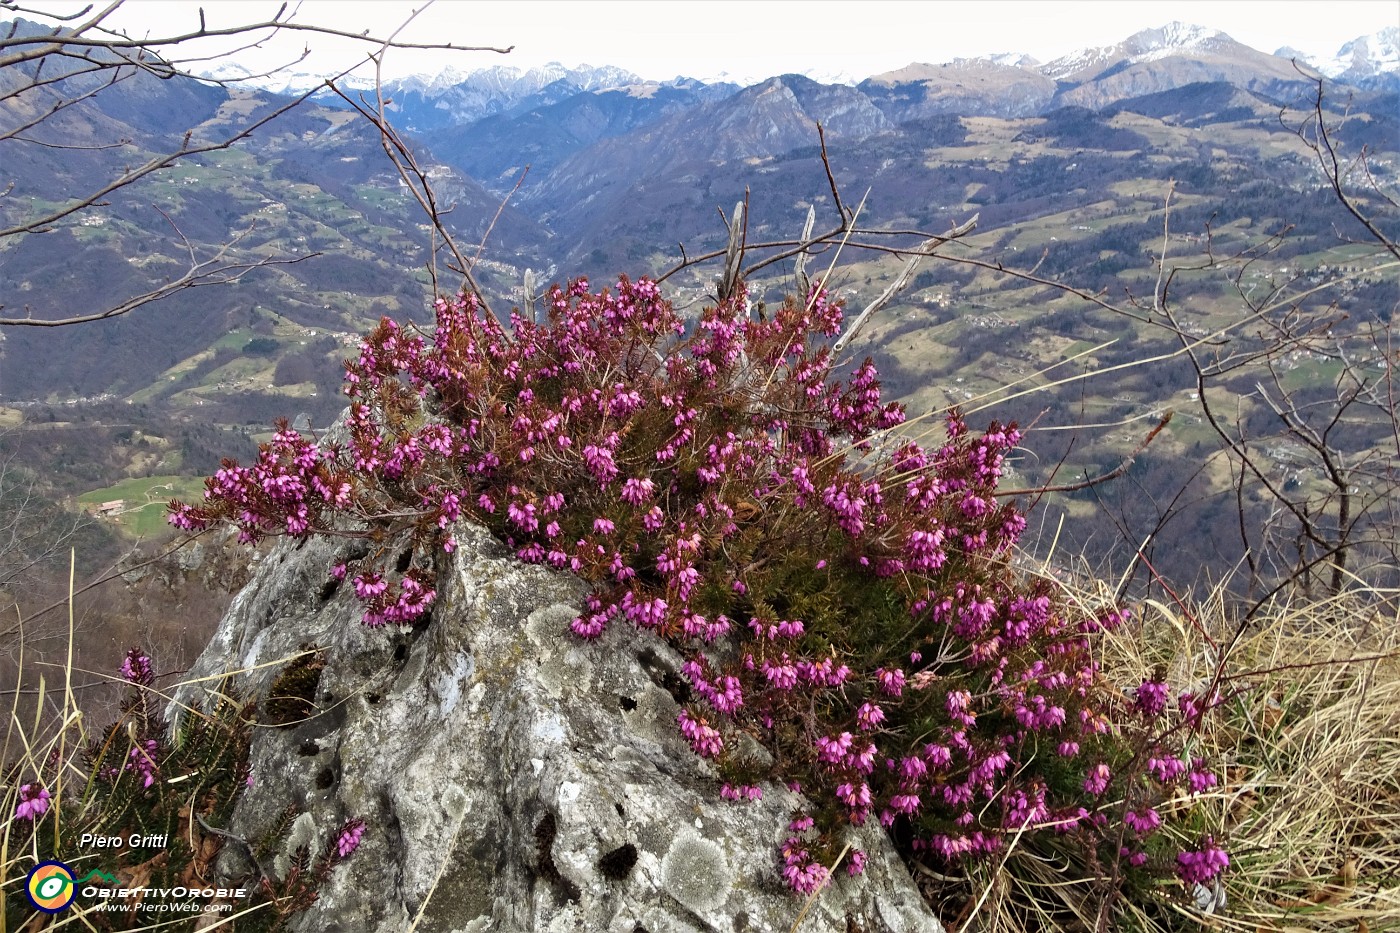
170,275,1225,897
13,783,51,821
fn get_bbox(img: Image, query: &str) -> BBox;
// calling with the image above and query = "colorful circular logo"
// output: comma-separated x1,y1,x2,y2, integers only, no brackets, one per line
26,860,76,913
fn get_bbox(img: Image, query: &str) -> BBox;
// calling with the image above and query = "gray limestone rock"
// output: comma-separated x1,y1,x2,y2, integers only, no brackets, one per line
174,522,941,933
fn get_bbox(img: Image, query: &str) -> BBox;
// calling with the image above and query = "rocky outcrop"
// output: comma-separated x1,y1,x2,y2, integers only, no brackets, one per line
174,523,941,933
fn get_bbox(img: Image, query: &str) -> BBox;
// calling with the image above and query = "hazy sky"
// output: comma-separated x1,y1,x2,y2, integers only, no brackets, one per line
27,1,1400,83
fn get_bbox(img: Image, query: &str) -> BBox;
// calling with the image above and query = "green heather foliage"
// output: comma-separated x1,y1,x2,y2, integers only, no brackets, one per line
168,277,1226,900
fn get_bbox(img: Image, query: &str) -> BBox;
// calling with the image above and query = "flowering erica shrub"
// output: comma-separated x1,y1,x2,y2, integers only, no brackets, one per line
170,276,1224,900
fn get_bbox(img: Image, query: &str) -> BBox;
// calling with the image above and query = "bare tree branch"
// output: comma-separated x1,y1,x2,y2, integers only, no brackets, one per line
0,0,514,327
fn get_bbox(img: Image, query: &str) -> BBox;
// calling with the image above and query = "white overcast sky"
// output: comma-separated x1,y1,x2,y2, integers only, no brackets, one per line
25,1,1400,83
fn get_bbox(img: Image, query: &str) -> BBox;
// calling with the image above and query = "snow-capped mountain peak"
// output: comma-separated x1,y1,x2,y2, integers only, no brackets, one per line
1126,22,1225,54
1312,26,1400,79
1043,22,1233,79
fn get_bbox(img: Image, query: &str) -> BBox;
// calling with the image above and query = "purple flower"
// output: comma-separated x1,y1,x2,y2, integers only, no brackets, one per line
815,732,853,766
620,477,655,505
761,655,799,690
1176,837,1229,885
1148,754,1188,783
899,755,928,783
353,573,388,600
1134,678,1170,718
14,784,50,821
336,819,366,859
127,739,160,788
889,792,921,815
834,778,868,806
856,702,885,731
780,840,830,894
677,709,724,758
120,648,153,686
1123,808,1161,834
1083,763,1111,796
720,783,762,802
1187,759,1219,795
875,667,905,697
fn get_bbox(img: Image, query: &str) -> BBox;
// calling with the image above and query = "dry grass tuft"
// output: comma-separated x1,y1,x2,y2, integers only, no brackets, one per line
912,563,1400,933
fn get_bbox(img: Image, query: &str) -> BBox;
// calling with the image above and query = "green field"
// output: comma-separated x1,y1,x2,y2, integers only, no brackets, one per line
76,475,208,539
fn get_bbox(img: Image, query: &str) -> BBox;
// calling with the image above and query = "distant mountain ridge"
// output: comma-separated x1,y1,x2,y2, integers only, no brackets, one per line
198,23,1400,127
385,21,1397,247
5,14,1396,408
1286,25,1400,87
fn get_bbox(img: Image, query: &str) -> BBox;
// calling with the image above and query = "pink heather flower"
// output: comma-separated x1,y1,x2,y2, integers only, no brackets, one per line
1187,759,1219,795
127,740,159,788
331,562,348,581
1124,808,1161,834
14,784,50,821
570,614,607,639
899,755,928,783
849,741,878,774
761,655,799,690
1058,740,1080,757
1083,762,1112,796
923,744,952,770
507,501,539,532
582,444,619,483
120,648,153,686
856,702,886,731
1134,679,1171,718
707,675,744,713
846,849,866,876
354,573,388,600
720,783,762,802
776,619,804,639
677,709,724,758
336,819,366,859
969,749,1012,785
1149,754,1188,783
620,477,655,505
781,841,830,894
1176,837,1229,885
836,782,873,809
816,732,854,766
625,595,668,629
875,667,906,697
1079,708,1111,735
889,792,922,815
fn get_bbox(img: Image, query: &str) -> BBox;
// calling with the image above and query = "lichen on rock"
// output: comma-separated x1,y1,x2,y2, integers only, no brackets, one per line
173,521,941,932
